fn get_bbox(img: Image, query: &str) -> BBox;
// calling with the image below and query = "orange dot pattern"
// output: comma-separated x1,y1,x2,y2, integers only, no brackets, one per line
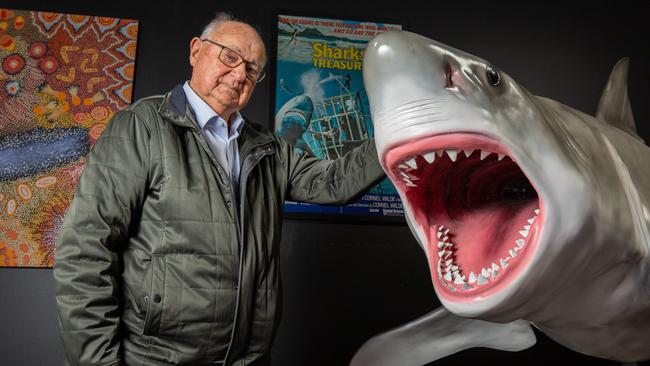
0,8,139,267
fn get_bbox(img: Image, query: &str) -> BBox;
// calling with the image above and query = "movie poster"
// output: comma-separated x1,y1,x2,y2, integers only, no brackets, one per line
274,14,403,218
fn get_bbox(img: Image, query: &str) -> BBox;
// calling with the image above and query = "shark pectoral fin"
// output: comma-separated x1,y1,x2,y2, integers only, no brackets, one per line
350,307,537,366
596,57,643,143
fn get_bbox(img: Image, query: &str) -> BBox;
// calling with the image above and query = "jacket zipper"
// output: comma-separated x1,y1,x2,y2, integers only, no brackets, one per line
223,142,274,366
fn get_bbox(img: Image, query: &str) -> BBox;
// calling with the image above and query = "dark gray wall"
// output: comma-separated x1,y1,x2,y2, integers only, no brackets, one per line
1,1,649,365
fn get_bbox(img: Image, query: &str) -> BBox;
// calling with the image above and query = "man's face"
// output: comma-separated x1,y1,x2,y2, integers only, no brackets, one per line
189,21,266,121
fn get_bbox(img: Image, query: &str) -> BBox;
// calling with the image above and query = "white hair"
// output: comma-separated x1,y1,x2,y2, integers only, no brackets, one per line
200,12,238,39
199,12,266,66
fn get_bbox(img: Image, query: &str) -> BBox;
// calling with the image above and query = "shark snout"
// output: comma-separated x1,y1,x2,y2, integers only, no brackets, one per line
363,31,487,159
363,31,451,115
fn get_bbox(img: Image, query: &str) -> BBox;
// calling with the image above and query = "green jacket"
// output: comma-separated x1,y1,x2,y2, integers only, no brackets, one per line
54,84,384,366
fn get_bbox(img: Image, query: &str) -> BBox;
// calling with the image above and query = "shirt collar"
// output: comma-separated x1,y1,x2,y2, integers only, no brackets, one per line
182,81,245,134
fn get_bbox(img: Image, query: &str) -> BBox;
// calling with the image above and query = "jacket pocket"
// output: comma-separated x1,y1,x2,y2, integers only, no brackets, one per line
143,254,166,335
123,281,144,315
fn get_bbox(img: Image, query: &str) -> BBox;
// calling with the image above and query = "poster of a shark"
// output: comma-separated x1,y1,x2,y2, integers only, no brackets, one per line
352,30,649,365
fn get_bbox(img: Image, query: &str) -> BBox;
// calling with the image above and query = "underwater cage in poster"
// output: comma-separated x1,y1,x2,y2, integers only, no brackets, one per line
273,13,404,219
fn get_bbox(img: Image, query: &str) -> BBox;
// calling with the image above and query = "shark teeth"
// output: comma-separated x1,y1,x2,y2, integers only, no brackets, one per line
515,239,525,248
468,272,477,284
434,208,540,292
477,274,489,285
446,150,457,162
405,158,417,169
394,148,511,188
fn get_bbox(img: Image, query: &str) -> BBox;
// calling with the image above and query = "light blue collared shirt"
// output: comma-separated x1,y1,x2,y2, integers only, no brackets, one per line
183,81,244,188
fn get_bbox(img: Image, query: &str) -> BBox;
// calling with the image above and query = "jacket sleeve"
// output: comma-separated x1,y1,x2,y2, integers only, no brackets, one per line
53,109,150,366
285,138,385,205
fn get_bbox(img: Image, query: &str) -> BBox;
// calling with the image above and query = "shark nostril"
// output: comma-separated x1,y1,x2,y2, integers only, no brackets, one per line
445,63,454,88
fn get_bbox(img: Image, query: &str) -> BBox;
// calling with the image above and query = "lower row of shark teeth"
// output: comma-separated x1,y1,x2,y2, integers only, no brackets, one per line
435,208,540,292
396,149,510,187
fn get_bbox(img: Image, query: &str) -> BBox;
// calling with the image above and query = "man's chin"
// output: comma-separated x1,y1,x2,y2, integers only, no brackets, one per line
227,89,241,99
217,92,243,105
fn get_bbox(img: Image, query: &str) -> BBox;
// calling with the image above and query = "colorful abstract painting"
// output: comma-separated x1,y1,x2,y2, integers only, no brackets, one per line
0,9,138,267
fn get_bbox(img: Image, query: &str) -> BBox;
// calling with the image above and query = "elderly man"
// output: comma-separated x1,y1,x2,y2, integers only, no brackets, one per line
54,12,384,366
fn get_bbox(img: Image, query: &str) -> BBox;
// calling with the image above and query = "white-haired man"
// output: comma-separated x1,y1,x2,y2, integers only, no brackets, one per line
54,12,384,366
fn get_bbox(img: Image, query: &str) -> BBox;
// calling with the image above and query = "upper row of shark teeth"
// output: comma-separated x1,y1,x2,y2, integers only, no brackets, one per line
396,149,510,187
435,208,540,292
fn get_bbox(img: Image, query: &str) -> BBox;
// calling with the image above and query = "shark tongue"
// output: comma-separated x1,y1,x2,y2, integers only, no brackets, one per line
447,201,538,275
426,199,540,296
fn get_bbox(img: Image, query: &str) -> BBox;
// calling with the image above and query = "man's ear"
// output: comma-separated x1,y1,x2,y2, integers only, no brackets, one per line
189,37,202,67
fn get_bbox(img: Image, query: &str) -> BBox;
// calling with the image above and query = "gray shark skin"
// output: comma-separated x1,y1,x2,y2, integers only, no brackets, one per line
353,30,650,364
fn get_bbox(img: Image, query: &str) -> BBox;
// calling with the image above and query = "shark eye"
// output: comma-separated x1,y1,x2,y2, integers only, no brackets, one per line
486,65,501,86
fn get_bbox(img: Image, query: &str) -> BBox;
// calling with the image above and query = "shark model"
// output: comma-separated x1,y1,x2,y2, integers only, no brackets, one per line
352,30,650,364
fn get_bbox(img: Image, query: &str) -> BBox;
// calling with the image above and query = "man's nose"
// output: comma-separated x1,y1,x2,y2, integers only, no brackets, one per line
230,62,248,82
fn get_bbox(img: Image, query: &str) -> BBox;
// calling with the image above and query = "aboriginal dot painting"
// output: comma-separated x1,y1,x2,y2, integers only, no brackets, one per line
0,9,139,267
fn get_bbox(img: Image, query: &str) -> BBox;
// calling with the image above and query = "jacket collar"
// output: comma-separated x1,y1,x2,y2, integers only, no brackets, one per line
159,84,197,129
237,117,273,158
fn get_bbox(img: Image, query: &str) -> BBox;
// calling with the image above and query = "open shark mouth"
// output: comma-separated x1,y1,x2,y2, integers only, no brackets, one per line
385,133,543,300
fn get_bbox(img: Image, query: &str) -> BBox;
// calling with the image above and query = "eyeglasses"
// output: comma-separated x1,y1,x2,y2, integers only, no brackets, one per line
201,38,266,83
